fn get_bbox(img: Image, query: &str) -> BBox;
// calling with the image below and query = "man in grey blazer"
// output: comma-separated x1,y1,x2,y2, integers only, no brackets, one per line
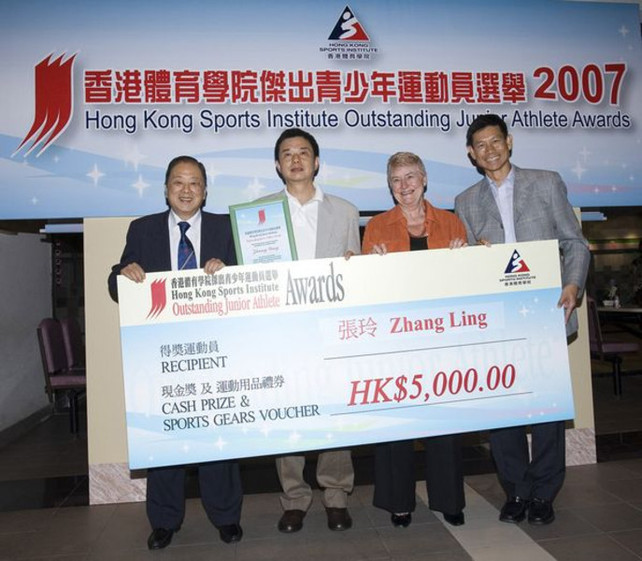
455,114,590,526
257,128,360,534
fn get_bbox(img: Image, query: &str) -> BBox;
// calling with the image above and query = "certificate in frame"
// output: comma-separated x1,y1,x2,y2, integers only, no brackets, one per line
229,198,298,265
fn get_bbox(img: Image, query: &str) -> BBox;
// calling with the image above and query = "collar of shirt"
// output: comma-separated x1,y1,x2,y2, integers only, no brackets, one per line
486,167,517,243
386,199,437,226
284,185,323,260
487,165,515,191
284,184,324,207
168,210,202,270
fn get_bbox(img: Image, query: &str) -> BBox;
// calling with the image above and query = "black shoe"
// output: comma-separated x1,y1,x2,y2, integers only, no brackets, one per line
147,528,176,550
499,497,529,524
278,509,306,533
326,507,352,531
391,512,412,527
443,512,465,526
217,523,243,543
528,498,555,525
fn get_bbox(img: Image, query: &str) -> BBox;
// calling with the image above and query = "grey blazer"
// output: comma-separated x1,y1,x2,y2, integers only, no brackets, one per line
256,189,360,258
454,166,590,335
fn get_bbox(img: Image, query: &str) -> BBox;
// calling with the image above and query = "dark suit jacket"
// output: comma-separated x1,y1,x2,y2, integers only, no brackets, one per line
108,210,236,302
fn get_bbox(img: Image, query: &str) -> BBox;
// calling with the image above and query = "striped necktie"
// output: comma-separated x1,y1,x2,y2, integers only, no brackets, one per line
178,221,197,270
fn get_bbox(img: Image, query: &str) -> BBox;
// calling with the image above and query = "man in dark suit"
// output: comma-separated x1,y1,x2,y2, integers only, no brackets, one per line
455,114,590,526
108,155,243,550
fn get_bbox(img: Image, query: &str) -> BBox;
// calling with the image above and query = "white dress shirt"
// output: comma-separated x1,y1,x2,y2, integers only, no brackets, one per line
284,186,323,260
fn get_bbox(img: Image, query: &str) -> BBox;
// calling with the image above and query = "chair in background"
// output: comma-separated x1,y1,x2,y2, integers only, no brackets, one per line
587,297,640,396
37,318,86,433
60,316,85,370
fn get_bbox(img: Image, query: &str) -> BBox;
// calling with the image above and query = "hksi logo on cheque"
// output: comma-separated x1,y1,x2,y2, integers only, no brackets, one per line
500,249,536,288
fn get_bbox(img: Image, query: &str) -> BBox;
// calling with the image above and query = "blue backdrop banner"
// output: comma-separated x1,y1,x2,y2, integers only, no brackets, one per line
2,1,642,219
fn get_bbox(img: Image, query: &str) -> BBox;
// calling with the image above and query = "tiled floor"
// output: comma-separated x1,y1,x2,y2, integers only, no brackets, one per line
3,458,642,560
0,326,640,560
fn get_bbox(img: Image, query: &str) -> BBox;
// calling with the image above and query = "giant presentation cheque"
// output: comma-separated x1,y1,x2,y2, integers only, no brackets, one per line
117,240,574,469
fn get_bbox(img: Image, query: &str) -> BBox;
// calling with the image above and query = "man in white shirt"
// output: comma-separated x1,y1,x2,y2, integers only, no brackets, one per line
257,128,360,533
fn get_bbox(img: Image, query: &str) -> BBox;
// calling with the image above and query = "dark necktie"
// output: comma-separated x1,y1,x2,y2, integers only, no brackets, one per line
178,221,197,270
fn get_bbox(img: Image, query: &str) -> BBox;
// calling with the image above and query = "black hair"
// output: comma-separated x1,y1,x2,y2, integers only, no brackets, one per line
465,114,511,175
164,155,207,187
164,155,207,209
273,128,320,183
274,128,320,160
465,114,508,147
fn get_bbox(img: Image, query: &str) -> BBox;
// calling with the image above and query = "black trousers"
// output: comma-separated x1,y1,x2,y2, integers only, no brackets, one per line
146,460,243,530
373,434,465,515
489,420,565,501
